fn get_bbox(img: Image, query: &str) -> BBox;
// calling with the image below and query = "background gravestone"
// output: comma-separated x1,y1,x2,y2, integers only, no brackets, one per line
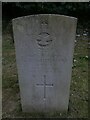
12,14,77,112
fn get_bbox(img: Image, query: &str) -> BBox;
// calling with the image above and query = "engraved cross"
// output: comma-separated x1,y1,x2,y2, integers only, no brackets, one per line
36,75,53,99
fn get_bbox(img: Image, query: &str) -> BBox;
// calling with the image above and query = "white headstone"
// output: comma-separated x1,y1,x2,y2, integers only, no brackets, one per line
12,14,77,112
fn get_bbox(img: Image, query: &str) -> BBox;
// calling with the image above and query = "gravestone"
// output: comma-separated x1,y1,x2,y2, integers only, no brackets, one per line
12,14,77,112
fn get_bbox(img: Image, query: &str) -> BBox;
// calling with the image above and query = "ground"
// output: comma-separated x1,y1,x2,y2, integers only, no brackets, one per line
2,19,88,118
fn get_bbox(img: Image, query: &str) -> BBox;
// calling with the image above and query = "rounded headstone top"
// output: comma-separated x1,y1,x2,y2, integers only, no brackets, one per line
12,14,77,22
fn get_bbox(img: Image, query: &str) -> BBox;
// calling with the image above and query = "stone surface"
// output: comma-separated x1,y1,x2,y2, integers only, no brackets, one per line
2,0,89,2
12,14,77,112
0,2,2,119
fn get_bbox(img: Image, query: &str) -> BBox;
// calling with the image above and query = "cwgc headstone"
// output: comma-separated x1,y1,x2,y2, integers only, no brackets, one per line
12,14,77,112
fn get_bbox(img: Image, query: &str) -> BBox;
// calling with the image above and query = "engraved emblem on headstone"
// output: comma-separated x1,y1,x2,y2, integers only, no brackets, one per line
37,18,52,47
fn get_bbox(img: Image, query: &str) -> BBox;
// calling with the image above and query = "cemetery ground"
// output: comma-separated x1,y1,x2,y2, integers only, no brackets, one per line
2,19,88,118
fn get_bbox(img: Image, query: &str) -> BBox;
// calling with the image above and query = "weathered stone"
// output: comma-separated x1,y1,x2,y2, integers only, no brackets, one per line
12,14,77,112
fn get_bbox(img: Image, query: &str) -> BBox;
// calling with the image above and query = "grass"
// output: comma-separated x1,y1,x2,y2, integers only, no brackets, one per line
2,20,88,118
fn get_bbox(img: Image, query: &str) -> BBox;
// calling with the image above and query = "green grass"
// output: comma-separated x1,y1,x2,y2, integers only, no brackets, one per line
2,20,88,118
